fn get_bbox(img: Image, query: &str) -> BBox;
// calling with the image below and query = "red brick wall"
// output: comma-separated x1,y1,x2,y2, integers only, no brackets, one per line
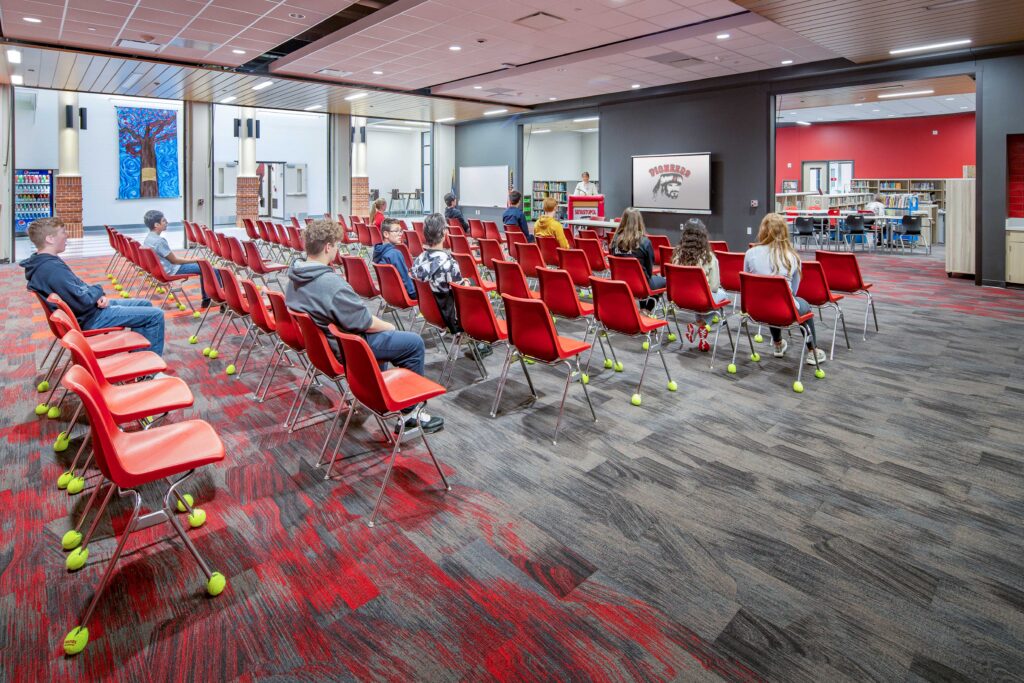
236,176,260,227
1009,135,1024,219
54,175,83,238
352,176,369,217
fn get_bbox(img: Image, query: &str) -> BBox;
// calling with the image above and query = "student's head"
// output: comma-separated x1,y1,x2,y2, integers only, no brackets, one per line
874,193,883,203
370,197,387,219
673,218,711,267
444,192,457,208
612,207,646,253
423,213,447,247
757,212,798,273
509,190,522,207
28,217,68,253
304,219,342,258
382,218,404,245
581,171,590,183
144,210,167,232
543,197,558,214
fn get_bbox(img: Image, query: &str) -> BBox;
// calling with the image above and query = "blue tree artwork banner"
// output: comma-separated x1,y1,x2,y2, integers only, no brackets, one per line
116,107,179,200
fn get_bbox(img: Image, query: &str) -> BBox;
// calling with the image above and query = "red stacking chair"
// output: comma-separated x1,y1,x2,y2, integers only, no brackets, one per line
242,239,287,291
292,312,355,456
340,255,383,310
715,251,745,309
536,236,561,267
207,267,253,374
449,282,509,385
448,233,480,264
331,327,451,527
649,234,671,275
663,264,735,369
238,279,282,377
815,250,878,340
257,291,310,419
190,259,228,349
709,240,729,253
797,261,850,359
223,235,249,273
505,229,528,254
137,248,195,313
285,225,306,263
576,229,599,242
577,238,608,275
412,221,425,241
290,216,302,229
495,293,597,444
513,241,546,280
355,222,373,255
394,242,414,269
556,247,593,291
256,221,280,261
405,230,425,258
493,260,540,300
587,277,676,406
469,218,485,239
242,217,263,251
536,268,607,359
608,255,666,314
727,272,825,393
483,221,502,241
103,226,123,276
373,262,418,329
368,223,384,247
413,278,456,365
477,238,505,274
453,252,496,295
656,245,674,274
447,217,463,231
58,365,226,656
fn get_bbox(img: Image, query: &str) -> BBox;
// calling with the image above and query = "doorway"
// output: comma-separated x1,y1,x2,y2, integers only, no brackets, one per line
802,161,827,194
257,161,286,220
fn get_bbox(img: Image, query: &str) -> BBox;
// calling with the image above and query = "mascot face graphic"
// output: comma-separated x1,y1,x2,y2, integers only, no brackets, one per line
653,172,684,200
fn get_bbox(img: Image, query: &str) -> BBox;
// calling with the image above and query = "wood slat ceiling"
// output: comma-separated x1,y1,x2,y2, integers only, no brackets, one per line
735,0,1024,63
0,44,528,122
777,74,976,109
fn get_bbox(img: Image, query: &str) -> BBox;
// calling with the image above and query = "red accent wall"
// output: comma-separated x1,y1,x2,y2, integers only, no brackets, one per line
1009,134,1024,219
775,113,976,191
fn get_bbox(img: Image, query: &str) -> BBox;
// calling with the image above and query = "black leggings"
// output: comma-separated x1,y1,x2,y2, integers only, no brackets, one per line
769,296,817,348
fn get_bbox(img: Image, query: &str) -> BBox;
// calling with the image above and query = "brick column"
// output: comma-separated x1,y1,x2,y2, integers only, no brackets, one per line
236,176,260,227
54,176,83,238
352,176,369,217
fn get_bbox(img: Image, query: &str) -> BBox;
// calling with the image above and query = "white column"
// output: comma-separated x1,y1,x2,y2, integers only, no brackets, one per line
57,91,80,176
352,116,367,176
238,106,257,177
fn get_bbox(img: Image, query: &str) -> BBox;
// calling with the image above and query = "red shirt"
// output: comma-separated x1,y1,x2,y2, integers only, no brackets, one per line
372,212,385,230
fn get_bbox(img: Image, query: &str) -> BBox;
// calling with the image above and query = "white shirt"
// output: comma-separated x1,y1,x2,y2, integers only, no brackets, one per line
864,201,886,216
573,181,598,196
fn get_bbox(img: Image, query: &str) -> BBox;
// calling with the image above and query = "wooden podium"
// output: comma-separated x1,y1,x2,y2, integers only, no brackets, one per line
568,194,604,221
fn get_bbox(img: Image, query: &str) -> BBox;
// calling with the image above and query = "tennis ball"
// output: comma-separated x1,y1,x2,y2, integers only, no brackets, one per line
750,352,761,362
35,403,48,415
66,477,85,495
208,350,219,359
614,361,624,372
814,368,826,379
202,347,211,356
667,333,677,342
61,529,82,550
193,311,201,319
66,547,88,571
603,358,613,369
580,373,589,385
47,406,61,419
37,380,49,392
63,626,89,655
178,304,186,311
793,381,805,393
753,333,764,343
176,493,194,513
727,363,737,374
189,335,198,344
57,471,72,489
642,341,649,350
207,571,227,596
667,380,678,392
188,508,207,528
225,364,236,376
630,393,642,406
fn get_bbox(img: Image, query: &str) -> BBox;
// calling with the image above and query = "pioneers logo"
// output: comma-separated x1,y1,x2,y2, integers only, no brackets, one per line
649,163,691,200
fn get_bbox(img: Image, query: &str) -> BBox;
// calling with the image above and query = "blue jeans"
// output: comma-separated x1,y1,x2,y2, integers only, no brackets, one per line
174,262,220,300
87,299,166,356
365,330,425,376
769,296,817,349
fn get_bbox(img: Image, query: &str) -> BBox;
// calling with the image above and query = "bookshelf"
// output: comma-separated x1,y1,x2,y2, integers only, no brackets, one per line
849,178,948,211
774,192,873,212
531,179,598,220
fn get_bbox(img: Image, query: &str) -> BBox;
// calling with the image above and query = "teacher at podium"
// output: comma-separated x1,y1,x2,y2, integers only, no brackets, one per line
573,171,598,196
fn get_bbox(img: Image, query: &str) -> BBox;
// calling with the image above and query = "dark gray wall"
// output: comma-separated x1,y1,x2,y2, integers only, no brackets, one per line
978,54,1024,285
452,117,519,223
599,85,771,247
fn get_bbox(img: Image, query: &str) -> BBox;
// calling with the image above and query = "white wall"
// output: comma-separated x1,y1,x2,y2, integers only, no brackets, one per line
580,132,599,183
366,127,421,205
15,88,184,227
433,123,455,214
523,129,599,190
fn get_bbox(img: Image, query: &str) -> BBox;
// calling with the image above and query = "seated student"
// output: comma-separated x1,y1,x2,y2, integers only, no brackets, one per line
286,219,443,434
372,218,417,300
533,196,569,249
743,213,826,366
443,192,469,232
671,218,728,349
863,193,887,246
141,209,217,308
20,217,166,355
411,214,492,357
610,207,664,309
502,190,532,242
369,197,388,231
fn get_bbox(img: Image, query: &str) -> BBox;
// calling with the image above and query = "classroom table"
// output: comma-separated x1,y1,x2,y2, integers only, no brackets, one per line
786,210,931,253
564,218,619,238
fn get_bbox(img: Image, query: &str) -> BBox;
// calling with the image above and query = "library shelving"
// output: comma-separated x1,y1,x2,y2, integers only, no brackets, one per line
15,169,55,234
774,192,873,212
849,178,948,211
530,180,598,220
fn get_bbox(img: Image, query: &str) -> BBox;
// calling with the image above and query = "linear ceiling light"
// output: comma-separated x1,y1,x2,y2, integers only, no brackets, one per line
344,92,367,101
7,49,22,63
304,104,323,110
483,109,507,115
220,96,237,103
877,89,934,98
11,74,24,85
889,39,971,55
573,116,599,122
251,80,273,91
796,121,811,126
532,129,551,134
435,117,455,123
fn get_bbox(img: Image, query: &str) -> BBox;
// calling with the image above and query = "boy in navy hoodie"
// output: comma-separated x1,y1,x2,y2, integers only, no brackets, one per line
20,217,166,355
371,218,417,300
501,190,533,242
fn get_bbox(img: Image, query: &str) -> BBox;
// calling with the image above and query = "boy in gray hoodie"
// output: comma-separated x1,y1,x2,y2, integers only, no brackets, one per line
286,219,443,435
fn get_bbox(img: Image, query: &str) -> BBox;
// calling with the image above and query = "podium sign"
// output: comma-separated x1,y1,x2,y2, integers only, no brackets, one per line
568,194,604,220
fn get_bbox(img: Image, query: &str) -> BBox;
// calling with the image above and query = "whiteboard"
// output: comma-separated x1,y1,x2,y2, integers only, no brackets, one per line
459,165,509,207
631,153,711,214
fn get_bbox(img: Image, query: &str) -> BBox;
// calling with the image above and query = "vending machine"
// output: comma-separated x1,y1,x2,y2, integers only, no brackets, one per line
14,169,55,234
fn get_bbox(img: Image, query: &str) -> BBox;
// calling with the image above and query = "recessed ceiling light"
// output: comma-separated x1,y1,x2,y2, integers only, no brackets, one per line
436,117,456,122
345,92,367,101
888,114,895,117
925,0,978,9
631,84,641,89
532,129,551,134
889,38,971,55
945,97,955,101
872,109,881,112
304,104,323,110
960,106,969,110
220,96,237,103
23,16,42,23
573,116,599,122
473,85,482,89
817,118,823,121
484,108,507,116
232,49,246,55
11,74,24,85
288,12,305,19
7,49,22,64
796,121,811,126
878,89,934,99
854,103,863,107
577,128,599,133
449,45,461,51
548,97,557,101
87,26,96,31
372,70,383,75
716,33,730,40
251,80,272,91
780,59,793,65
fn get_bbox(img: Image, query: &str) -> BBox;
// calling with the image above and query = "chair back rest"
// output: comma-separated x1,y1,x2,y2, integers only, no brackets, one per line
845,214,865,232
478,238,504,271
332,328,395,414
589,277,645,335
138,246,163,278
242,218,260,241
412,221,425,240
657,245,674,270
373,263,414,308
901,215,922,234
226,236,247,267
450,283,504,342
577,238,608,272
242,240,267,273
216,267,249,314
368,223,384,246
739,272,802,326
607,255,651,298
337,215,349,230
405,230,425,257
537,268,585,319
501,294,561,362
505,230,528,253
814,250,866,292
708,240,729,253
469,218,485,239
293,311,345,378
413,278,448,330
577,229,600,242
663,263,718,312
46,294,85,333
265,290,305,351
341,255,381,298
556,248,592,288
290,216,301,229
256,221,272,243
448,223,465,237
794,217,814,234
536,236,560,266
716,251,745,292
32,291,64,338
483,221,502,241
649,235,671,265
60,366,124,484
512,241,545,279
493,259,533,299
197,259,226,302
287,225,305,251
355,222,372,247
240,279,276,333
452,253,484,287
449,233,473,256
447,218,462,230
59,327,113,390
795,261,832,306
394,242,414,268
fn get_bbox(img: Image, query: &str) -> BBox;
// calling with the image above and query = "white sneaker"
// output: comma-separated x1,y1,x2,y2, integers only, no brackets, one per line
394,410,444,436
805,348,827,365
153,371,171,380
773,339,788,358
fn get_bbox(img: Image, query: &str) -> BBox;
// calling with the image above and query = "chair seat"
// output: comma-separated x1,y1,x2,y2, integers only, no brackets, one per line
115,420,225,488
381,368,446,411
555,336,591,359
86,330,152,357
260,261,288,272
638,314,668,334
578,301,594,316
647,286,666,297
102,377,195,421
494,318,509,339
161,273,192,283
83,326,125,337
97,351,167,383
476,278,497,293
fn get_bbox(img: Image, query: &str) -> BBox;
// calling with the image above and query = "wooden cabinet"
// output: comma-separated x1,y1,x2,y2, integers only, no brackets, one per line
1007,232,1024,284
945,179,976,276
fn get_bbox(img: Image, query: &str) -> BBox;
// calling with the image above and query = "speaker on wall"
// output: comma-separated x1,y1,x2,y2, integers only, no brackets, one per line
78,107,88,130
255,120,261,139
233,118,241,138
64,105,74,129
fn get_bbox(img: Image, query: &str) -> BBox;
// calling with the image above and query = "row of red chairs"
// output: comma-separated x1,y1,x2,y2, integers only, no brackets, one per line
104,226,198,313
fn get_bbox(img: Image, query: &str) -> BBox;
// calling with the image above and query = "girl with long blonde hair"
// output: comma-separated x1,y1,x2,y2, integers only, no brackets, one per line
743,213,825,365
611,208,665,309
369,197,388,231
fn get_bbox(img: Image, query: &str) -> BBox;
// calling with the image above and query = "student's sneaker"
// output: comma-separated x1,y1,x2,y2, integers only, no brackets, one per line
773,339,788,358
805,348,827,365
201,297,212,309
395,410,444,436
463,342,493,358
685,323,697,343
697,325,710,352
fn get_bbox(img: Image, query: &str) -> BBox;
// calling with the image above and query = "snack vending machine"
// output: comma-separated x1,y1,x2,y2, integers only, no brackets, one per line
15,169,55,235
